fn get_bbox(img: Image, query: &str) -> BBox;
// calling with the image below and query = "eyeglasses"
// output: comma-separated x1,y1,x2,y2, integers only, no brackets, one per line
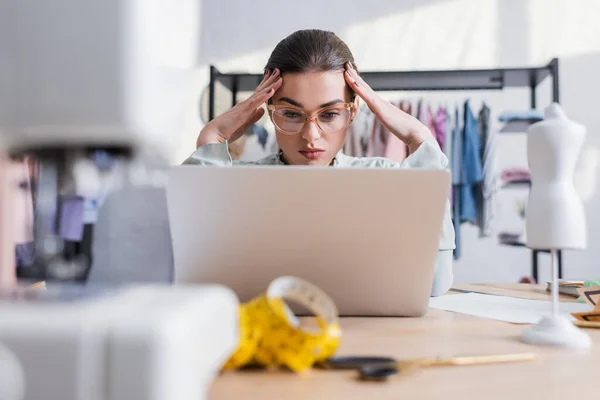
267,103,355,135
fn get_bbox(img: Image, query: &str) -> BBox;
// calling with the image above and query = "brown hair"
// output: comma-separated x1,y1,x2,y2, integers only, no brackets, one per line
265,29,358,100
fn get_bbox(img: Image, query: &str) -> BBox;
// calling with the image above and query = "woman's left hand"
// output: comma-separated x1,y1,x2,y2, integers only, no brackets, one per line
344,62,431,153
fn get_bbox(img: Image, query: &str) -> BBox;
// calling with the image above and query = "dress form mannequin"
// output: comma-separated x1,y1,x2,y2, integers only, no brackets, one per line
521,103,591,348
526,103,586,250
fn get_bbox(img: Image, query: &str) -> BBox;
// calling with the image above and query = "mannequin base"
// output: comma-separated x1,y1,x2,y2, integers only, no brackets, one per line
521,315,592,349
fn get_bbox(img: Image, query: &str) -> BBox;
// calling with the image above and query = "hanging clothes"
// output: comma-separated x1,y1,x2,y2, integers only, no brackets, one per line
345,104,374,157
459,100,484,223
15,242,35,267
443,107,453,166
383,100,410,162
451,106,463,259
500,168,531,185
417,100,438,146
367,105,390,158
57,196,85,241
476,103,499,237
433,107,447,151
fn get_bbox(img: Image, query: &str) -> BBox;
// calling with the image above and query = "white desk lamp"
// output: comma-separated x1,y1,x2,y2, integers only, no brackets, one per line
520,103,591,348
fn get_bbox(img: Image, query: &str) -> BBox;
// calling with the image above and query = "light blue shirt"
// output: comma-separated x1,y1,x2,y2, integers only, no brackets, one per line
184,139,456,296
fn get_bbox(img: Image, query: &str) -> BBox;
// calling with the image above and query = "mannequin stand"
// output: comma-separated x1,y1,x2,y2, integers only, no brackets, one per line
532,249,563,283
520,249,591,348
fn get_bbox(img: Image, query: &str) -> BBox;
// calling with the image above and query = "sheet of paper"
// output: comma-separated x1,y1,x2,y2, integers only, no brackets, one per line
429,293,593,324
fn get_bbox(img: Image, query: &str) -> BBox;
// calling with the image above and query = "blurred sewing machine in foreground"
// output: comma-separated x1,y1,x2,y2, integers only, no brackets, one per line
0,1,238,399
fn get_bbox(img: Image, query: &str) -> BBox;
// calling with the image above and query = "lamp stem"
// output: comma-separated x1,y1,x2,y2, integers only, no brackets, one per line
551,249,559,316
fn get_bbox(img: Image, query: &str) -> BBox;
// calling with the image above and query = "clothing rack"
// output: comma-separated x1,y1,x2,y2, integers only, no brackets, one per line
207,58,561,282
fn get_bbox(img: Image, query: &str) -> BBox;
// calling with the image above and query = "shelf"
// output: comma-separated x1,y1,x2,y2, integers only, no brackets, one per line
502,179,531,188
499,119,541,134
211,59,556,93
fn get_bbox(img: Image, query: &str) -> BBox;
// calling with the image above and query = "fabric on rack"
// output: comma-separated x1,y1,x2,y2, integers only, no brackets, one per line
433,107,447,150
383,101,410,162
384,132,408,162
444,107,453,166
451,107,463,259
417,100,438,147
245,124,269,150
84,198,101,224
345,105,374,157
345,117,363,158
399,100,412,115
56,196,85,242
500,168,531,184
15,242,35,267
498,110,543,122
459,100,483,223
476,103,499,237
367,101,396,158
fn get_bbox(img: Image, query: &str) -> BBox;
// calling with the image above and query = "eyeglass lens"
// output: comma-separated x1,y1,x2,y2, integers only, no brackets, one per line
271,106,351,134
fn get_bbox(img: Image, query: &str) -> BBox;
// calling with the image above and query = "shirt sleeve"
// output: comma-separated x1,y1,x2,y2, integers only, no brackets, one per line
400,139,456,250
182,142,234,166
400,139,456,296
431,249,453,297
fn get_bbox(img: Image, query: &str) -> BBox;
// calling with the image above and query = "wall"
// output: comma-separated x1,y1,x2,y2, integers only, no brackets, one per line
174,0,600,284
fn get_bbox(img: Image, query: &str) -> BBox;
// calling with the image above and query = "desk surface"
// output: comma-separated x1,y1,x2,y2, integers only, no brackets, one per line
209,284,599,400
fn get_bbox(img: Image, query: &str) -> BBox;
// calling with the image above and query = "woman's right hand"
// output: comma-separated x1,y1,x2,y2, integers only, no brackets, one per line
196,68,283,148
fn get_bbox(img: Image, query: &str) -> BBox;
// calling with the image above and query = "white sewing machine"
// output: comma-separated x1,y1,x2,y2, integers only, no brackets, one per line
0,1,239,399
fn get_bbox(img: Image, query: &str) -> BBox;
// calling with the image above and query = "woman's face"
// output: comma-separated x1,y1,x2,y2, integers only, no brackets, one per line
270,70,355,166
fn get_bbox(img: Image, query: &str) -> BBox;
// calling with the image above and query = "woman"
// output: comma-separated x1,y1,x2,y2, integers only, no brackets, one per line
185,29,455,296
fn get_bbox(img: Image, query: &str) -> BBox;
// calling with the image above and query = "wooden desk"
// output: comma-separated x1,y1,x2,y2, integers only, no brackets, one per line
209,284,599,400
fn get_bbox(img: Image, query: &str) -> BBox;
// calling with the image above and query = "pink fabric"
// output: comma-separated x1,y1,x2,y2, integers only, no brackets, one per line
501,168,531,183
417,100,438,147
384,101,411,162
366,115,387,158
368,100,411,163
433,107,447,150
384,132,408,162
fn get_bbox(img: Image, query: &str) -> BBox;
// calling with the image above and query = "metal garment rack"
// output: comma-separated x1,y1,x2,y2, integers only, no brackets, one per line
208,58,561,282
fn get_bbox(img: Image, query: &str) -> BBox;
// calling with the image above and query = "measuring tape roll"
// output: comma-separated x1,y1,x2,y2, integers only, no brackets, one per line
224,276,341,373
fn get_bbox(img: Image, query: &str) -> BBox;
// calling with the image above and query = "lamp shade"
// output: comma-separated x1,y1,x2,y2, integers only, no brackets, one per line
526,103,587,250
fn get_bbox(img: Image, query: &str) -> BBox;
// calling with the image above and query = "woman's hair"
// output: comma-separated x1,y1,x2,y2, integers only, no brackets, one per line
265,29,358,100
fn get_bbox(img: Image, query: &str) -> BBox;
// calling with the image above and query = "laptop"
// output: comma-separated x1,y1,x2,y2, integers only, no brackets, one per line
166,166,450,317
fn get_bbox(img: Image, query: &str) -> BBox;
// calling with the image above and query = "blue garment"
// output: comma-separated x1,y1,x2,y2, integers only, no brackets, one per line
45,196,85,241
498,109,543,122
15,242,35,267
460,100,483,223
451,108,463,186
450,107,463,259
247,124,269,150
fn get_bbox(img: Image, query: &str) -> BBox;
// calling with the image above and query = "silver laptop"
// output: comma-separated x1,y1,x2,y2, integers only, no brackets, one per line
166,166,450,317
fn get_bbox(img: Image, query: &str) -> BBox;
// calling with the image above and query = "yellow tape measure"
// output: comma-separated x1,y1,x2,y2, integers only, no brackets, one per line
224,276,341,373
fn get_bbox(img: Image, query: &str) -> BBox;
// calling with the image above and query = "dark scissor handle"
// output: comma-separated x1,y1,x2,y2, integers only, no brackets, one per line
318,356,396,370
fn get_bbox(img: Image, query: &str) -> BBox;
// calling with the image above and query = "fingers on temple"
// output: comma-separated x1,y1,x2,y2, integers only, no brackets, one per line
345,63,378,106
256,68,280,92
249,77,282,107
344,63,364,89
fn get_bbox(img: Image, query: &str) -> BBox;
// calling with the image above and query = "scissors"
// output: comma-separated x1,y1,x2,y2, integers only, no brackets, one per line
320,353,537,381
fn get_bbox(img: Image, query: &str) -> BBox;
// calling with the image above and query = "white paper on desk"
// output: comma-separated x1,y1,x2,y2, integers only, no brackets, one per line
429,293,593,324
